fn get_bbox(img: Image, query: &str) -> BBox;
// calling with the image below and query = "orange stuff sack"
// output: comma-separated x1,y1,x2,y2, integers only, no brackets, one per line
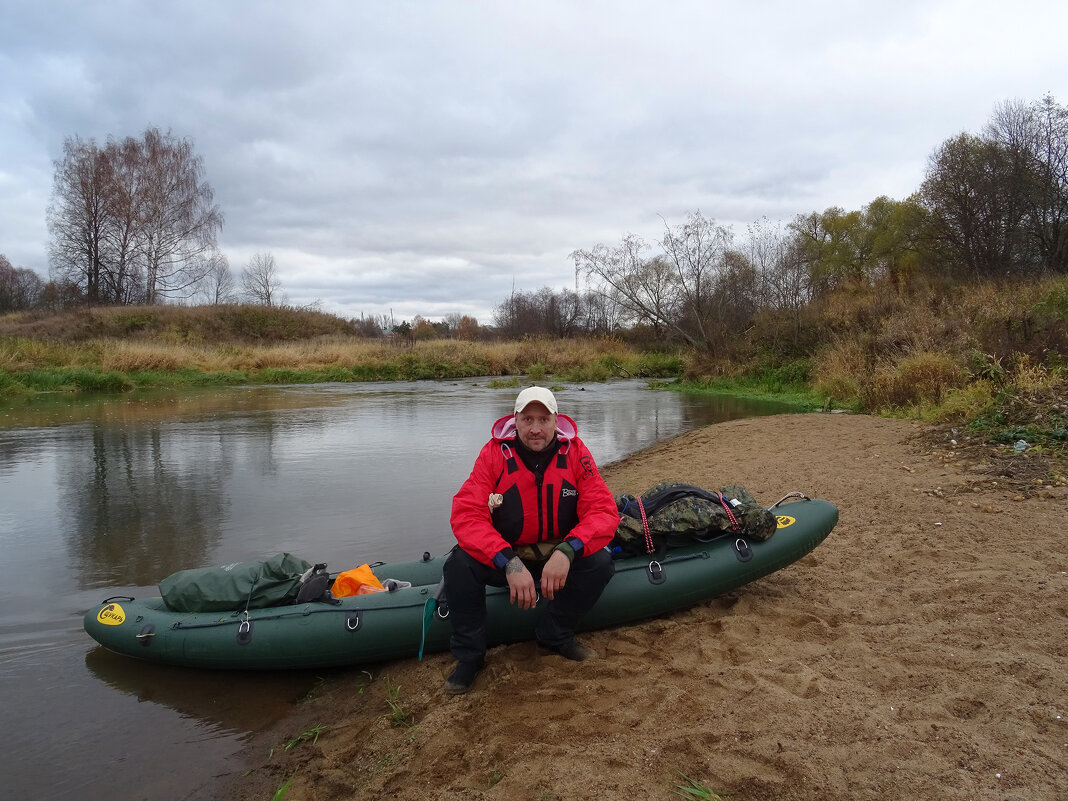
331,564,385,597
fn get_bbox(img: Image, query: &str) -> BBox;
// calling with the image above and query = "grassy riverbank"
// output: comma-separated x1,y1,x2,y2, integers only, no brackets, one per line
1,301,1065,463
0,324,685,394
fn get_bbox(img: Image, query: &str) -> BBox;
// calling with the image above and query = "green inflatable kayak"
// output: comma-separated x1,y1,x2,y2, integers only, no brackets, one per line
83,495,837,670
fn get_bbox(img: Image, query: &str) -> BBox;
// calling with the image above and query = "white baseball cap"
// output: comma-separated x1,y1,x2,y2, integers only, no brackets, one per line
514,386,558,414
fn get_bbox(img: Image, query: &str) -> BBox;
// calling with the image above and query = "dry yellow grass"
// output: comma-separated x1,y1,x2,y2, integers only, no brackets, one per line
1011,353,1053,390
0,334,640,376
864,350,968,409
812,338,867,403
98,342,217,372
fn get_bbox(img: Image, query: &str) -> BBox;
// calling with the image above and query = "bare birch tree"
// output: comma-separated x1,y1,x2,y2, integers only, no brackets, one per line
136,128,223,302
102,134,147,303
241,252,282,306
47,136,111,304
987,95,1068,272
659,212,735,352
0,254,45,312
47,128,222,305
199,250,236,304
571,234,679,340
747,216,812,345
572,212,735,352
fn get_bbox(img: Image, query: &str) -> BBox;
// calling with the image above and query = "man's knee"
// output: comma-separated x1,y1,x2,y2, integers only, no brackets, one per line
562,547,614,600
444,546,504,608
572,547,614,585
444,546,479,583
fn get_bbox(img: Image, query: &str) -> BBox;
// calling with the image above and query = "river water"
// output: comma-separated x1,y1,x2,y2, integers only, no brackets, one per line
0,379,794,800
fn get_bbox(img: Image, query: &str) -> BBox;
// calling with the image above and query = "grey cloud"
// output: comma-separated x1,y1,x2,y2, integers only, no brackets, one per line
1,1,1066,320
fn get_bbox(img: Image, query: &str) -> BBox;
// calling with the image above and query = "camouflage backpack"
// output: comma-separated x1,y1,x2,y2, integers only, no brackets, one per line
612,481,777,557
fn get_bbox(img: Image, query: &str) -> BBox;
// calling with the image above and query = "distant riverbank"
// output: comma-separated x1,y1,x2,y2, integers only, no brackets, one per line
0,333,690,395
3,302,1066,460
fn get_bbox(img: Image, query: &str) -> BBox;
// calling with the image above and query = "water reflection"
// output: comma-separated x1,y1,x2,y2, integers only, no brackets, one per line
84,647,326,733
63,424,227,588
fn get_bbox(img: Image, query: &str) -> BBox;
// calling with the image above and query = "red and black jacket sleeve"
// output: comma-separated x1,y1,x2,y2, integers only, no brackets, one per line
450,439,515,567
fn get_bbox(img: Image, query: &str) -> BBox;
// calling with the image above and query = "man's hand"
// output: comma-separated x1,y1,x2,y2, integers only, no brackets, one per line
505,557,537,609
539,550,571,600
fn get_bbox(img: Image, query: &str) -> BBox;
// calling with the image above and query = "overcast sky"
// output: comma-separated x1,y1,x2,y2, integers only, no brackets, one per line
1,1,1065,324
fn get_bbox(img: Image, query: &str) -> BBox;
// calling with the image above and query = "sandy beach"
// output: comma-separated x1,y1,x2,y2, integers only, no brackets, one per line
226,413,1067,801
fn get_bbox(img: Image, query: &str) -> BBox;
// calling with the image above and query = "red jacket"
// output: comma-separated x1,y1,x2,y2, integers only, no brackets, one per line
451,414,619,568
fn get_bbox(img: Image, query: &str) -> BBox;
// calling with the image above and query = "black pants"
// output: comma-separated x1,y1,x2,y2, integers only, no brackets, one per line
442,546,614,664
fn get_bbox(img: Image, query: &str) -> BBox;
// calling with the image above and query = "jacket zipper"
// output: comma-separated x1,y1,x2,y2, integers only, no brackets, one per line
534,471,545,541
546,484,555,540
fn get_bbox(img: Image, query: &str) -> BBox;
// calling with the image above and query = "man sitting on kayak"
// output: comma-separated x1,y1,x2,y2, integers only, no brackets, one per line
443,386,618,694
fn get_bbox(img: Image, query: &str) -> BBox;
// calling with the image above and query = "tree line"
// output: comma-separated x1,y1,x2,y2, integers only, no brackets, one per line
2,96,1065,348
547,94,1068,353
0,126,289,314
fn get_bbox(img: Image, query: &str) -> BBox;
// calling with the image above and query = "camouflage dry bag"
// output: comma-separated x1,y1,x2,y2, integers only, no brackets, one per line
613,481,777,557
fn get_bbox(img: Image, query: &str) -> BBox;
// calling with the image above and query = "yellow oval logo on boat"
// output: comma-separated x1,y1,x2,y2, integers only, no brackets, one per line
96,603,126,626
776,515,796,529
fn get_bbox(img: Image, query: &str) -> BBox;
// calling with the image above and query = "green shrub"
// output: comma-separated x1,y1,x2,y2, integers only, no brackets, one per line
556,362,613,382
631,351,686,377
928,381,998,424
863,352,967,410
741,359,811,393
1034,276,1068,322
965,349,1007,384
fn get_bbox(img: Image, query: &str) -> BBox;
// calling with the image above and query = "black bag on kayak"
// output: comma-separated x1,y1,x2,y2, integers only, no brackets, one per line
159,552,312,613
613,482,777,556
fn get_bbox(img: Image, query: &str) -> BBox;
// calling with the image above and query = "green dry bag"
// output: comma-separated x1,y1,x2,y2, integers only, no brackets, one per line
159,552,312,613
